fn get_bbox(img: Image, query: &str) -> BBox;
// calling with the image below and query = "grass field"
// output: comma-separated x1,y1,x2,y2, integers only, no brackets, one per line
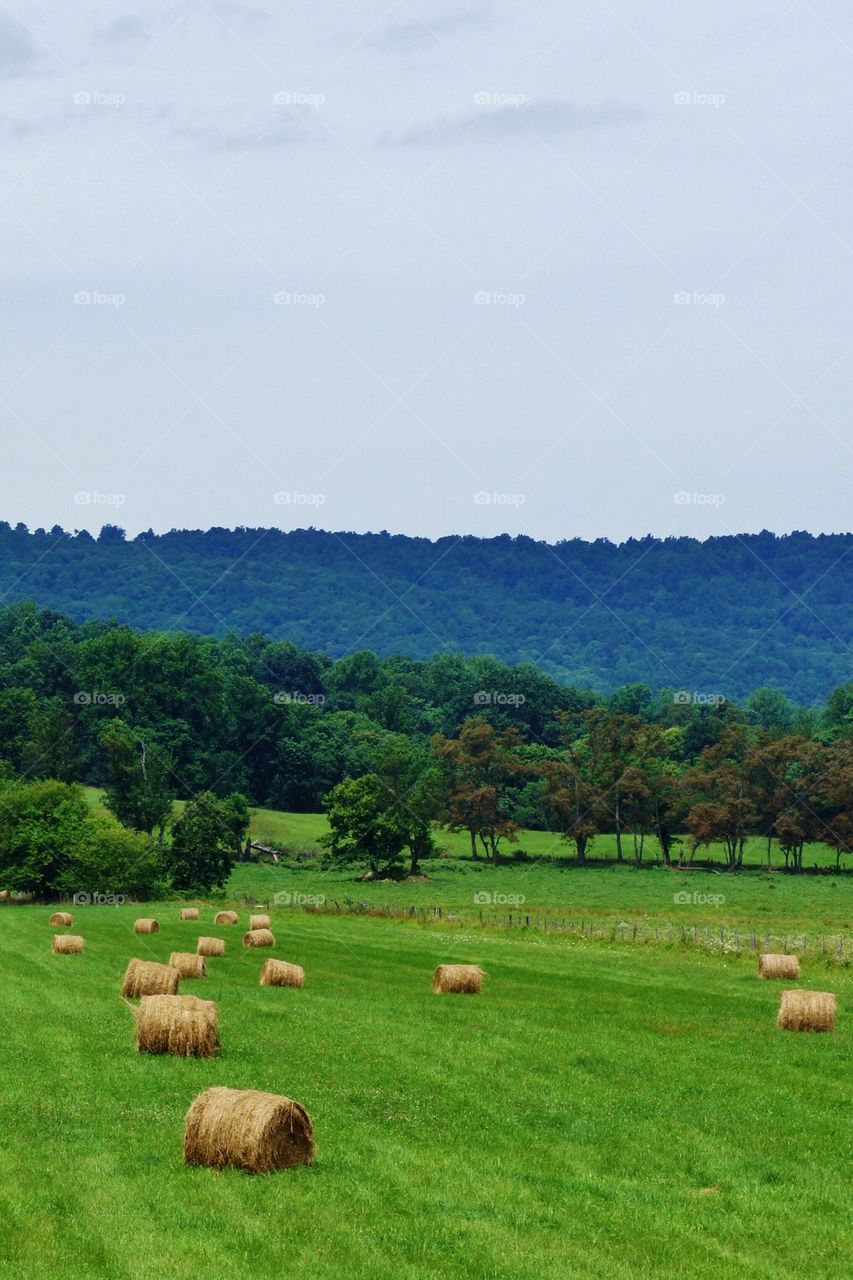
0,902,850,1279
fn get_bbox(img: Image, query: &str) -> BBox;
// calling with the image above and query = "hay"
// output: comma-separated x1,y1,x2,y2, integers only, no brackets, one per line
0,889,9,902
183,1087,314,1172
136,994,218,1057
52,934,84,954
49,912,73,926
121,958,180,998
432,964,484,994
180,908,200,921
260,959,304,988
777,989,836,1033
759,953,800,980
214,911,238,925
133,918,160,934
197,936,225,957
169,951,207,979
243,928,275,948
249,913,270,930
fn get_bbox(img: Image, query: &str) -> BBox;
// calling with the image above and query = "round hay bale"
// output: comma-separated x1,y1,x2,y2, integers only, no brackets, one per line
184,1087,314,1172
432,964,484,994
249,913,271,931
49,911,73,927
260,959,304,988
197,936,225,957
777,989,836,1033
759,953,800,980
243,928,275,948
133,918,160,935
214,910,238,925
121,958,180,998
52,934,84,954
0,889,10,903
169,952,206,979
136,994,218,1057
179,907,200,921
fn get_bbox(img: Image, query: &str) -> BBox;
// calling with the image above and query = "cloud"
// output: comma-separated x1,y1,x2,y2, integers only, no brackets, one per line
369,8,492,50
0,17,35,78
384,98,642,146
174,105,323,152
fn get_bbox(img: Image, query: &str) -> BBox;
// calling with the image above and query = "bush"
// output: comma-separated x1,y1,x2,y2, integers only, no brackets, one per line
56,821,166,901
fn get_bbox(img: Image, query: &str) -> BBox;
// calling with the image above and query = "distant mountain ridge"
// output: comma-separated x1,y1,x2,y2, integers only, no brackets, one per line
0,522,850,702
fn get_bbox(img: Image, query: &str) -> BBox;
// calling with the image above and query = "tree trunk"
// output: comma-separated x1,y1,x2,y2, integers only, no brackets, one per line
614,790,623,863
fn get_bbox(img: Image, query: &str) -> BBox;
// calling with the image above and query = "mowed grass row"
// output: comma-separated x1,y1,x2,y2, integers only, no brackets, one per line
0,906,851,1279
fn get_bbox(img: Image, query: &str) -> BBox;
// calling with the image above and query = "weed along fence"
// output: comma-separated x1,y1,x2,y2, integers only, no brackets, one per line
241,896,851,965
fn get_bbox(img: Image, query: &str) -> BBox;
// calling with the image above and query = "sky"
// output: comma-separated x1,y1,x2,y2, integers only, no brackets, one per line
1,0,852,544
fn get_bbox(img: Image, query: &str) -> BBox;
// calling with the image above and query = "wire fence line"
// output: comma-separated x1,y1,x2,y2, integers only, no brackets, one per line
238,895,850,965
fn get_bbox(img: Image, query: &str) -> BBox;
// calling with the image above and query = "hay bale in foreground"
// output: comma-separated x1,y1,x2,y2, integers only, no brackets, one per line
197,936,225,957
243,928,275,948
260,959,304,988
136,994,218,1057
133,918,160,935
777,989,836,1033
249,913,270,930
169,952,206,979
214,910,238,925
52,934,84,954
121,958,180,998
50,912,73,927
759,953,800,980
432,964,484,994
184,1087,314,1172
179,907,200,921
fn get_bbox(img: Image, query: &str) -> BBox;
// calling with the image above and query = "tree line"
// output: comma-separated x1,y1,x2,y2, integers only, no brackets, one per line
0,522,850,701
0,600,850,896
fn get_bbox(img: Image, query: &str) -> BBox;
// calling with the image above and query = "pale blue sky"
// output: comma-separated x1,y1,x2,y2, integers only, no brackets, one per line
1,1,852,542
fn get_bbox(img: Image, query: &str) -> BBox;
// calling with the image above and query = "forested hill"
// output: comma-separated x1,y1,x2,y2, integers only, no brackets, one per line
0,523,850,702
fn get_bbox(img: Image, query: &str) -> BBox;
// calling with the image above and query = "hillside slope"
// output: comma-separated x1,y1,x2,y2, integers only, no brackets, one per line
0,523,850,700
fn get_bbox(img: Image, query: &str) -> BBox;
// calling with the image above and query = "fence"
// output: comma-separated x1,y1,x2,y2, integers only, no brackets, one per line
239,896,849,964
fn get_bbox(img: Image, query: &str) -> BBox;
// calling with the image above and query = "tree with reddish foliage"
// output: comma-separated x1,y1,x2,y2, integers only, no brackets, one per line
431,717,527,864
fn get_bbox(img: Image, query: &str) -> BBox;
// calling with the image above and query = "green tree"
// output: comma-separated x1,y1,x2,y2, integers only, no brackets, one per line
0,780,89,895
321,773,408,876
165,792,234,892
100,719,175,837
